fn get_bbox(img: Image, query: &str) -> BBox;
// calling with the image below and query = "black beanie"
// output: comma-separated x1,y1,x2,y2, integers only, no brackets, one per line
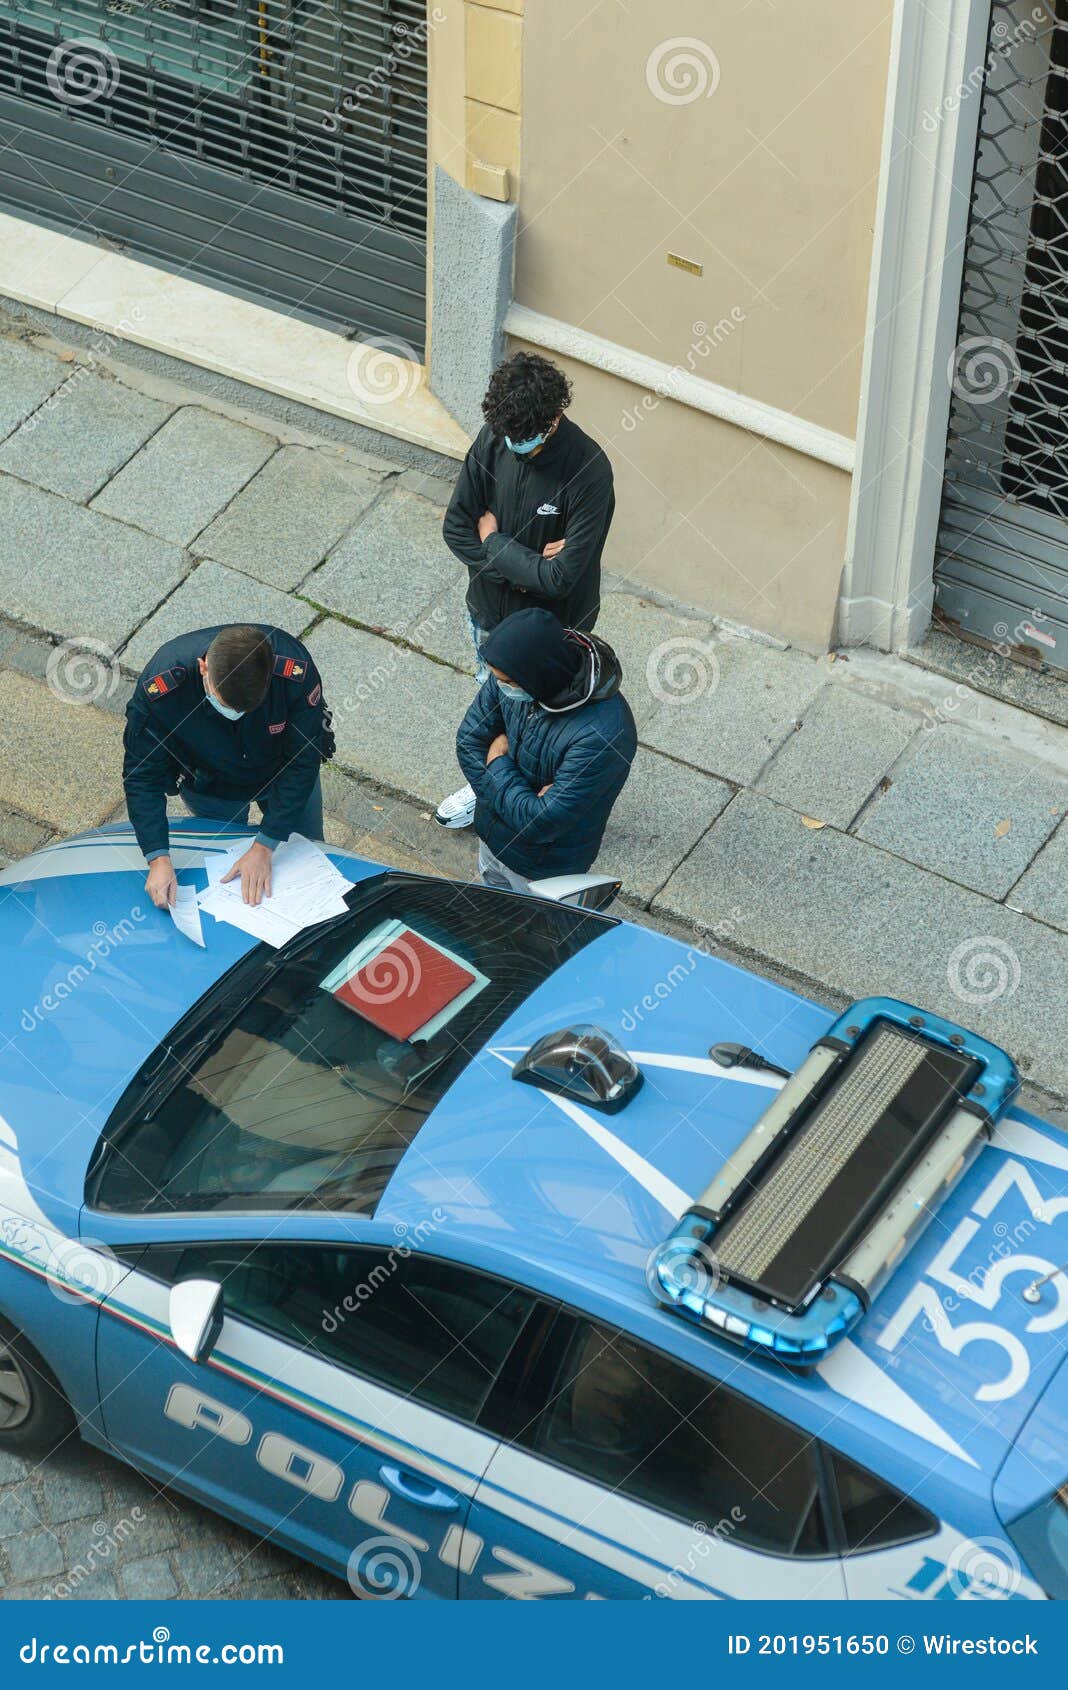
479,609,583,702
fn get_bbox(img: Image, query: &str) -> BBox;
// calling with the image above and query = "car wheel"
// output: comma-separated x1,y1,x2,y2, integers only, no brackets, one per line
0,1317,76,1457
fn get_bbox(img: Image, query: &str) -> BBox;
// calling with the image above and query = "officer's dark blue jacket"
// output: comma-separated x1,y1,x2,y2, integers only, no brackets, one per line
123,626,326,860
456,631,636,879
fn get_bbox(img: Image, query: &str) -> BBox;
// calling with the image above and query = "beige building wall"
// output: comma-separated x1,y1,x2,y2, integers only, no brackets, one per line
427,0,523,204
507,0,894,646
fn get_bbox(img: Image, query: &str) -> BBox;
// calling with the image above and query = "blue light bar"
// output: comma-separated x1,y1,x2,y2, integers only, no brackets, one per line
648,997,1020,1365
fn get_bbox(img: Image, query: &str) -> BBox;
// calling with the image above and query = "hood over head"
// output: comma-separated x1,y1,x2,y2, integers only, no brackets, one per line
479,610,622,711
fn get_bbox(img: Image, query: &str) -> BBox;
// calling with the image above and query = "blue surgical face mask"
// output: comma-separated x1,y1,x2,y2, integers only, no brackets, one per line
505,431,546,456
206,689,244,721
496,678,534,704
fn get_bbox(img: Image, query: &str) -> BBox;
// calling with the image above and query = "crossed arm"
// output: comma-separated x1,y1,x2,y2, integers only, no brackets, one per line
455,690,552,806
443,443,611,595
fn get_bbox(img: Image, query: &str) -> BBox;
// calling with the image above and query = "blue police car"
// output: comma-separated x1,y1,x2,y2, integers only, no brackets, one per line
0,819,1065,1601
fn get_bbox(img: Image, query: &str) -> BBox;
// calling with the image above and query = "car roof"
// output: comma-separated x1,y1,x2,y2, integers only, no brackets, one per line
379,918,1068,1515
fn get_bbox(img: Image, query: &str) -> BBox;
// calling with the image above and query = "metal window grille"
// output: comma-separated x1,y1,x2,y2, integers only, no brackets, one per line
0,0,428,345
936,0,1068,671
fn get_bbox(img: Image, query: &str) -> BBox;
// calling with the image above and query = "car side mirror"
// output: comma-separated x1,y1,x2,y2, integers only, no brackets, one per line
169,1278,224,1363
527,874,621,911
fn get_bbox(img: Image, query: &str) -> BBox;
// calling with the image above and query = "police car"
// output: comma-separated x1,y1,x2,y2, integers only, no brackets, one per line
0,819,1065,1602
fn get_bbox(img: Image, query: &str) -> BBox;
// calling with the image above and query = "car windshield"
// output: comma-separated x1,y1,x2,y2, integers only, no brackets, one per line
89,874,608,1215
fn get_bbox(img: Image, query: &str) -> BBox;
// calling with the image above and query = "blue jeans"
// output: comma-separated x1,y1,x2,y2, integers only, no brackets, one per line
470,615,491,686
180,774,324,842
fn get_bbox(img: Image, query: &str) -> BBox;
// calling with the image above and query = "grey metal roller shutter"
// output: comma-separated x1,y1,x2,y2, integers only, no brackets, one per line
0,0,428,352
935,0,1068,676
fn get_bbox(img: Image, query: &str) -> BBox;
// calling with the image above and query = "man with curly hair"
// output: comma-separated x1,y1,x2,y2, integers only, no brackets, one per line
437,351,615,828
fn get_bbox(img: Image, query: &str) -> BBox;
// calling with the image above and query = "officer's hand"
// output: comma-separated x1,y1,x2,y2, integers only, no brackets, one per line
145,857,177,910
222,843,273,907
478,510,499,541
542,538,566,559
486,733,510,765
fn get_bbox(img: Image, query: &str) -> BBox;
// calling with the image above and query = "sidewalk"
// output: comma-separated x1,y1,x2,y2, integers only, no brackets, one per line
1,302,1066,1100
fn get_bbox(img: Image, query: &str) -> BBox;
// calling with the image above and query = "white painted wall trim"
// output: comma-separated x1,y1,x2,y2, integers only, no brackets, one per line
503,301,856,472
839,0,993,651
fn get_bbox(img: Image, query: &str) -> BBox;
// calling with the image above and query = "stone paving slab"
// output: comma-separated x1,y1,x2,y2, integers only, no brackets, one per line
1009,816,1068,934
910,627,1068,733
641,636,828,783
408,578,481,674
398,467,460,502
92,405,278,545
0,671,123,831
0,336,69,441
0,475,188,650
755,682,921,827
196,445,383,590
319,762,477,881
596,594,719,731
854,723,1068,898
0,370,172,502
122,559,315,671
306,617,477,806
0,1441,342,1601
0,805,52,869
305,486,456,638
0,627,134,724
655,789,1068,1095
601,747,731,904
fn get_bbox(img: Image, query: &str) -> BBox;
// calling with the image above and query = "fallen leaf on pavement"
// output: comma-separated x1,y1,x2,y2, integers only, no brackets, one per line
994,818,1012,838
801,816,827,830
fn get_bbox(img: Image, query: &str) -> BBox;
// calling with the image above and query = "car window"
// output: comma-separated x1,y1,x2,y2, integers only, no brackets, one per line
155,1242,535,1425
830,1450,934,1553
521,1321,829,1557
91,875,606,1216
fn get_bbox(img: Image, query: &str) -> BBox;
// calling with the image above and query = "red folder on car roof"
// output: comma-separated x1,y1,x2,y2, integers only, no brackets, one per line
332,928,477,1042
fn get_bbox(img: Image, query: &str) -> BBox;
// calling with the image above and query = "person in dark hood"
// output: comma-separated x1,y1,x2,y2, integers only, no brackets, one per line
436,351,615,831
455,608,636,892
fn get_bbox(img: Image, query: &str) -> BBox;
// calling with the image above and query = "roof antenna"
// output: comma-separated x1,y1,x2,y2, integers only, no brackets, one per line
1022,1262,1068,1304
710,1042,791,1081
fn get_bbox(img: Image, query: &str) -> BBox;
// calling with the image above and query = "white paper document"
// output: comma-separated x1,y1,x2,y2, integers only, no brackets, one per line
169,882,206,948
196,835,354,948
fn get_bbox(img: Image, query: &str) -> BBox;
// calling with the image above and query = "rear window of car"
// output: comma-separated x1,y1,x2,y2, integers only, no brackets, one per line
88,874,607,1216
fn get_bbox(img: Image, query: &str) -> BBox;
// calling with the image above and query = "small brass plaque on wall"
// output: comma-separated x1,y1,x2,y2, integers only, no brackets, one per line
667,253,703,277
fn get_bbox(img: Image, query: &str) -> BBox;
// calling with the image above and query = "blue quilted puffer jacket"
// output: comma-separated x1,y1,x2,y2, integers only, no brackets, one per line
456,631,637,878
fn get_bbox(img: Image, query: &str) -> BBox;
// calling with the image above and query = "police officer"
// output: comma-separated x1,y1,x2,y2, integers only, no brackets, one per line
123,624,329,909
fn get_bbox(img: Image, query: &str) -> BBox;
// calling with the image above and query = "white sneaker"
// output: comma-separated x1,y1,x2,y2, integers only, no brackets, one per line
434,782,477,829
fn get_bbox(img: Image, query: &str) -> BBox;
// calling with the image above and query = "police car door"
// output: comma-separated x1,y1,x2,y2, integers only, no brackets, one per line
97,1241,535,1598
459,1316,847,1600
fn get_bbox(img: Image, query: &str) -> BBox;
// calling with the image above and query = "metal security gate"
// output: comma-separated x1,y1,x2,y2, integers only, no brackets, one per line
0,1,428,352
935,0,1068,674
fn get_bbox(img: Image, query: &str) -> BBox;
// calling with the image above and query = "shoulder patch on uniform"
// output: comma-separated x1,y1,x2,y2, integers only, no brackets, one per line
307,682,321,707
274,655,306,681
143,665,186,698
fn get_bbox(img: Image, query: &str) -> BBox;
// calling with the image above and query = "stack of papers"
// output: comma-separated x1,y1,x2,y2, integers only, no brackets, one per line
195,835,355,948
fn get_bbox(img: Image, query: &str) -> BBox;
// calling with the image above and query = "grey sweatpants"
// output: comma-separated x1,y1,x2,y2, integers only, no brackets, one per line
477,840,534,895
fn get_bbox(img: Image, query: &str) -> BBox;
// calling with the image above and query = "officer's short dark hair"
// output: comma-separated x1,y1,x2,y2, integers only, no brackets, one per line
482,352,572,441
206,627,274,713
